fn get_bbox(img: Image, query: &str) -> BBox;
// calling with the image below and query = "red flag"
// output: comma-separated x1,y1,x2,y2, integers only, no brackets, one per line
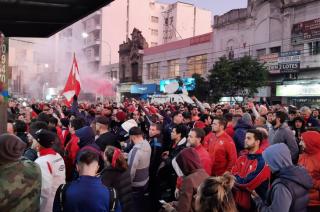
62,53,81,107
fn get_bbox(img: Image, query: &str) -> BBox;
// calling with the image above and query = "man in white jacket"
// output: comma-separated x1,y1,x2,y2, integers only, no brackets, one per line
33,129,66,212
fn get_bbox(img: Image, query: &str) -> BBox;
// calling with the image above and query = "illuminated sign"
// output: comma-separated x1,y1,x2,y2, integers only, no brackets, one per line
160,78,195,92
276,84,320,97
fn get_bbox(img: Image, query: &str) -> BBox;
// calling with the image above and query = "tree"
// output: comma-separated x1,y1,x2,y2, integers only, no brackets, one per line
208,56,268,103
190,73,210,102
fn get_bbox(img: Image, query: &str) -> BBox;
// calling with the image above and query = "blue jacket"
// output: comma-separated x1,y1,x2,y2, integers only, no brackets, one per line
306,117,320,128
254,144,312,212
53,176,122,212
233,120,252,152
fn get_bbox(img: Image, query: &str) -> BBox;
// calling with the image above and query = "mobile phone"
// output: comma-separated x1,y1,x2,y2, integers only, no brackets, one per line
159,200,166,204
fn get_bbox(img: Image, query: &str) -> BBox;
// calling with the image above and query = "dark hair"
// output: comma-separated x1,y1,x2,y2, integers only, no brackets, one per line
13,120,27,133
30,121,48,135
104,146,128,171
200,114,210,122
275,111,287,124
182,111,191,119
129,126,143,136
60,118,69,128
70,118,85,130
173,124,188,138
76,150,99,165
213,117,227,129
224,113,233,122
246,129,263,142
37,112,50,123
172,111,182,118
49,117,58,126
198,173,237,212
150,123,162,132
190,128,205,140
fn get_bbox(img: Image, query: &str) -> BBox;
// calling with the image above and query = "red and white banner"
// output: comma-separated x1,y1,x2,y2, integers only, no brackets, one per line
62,53,81,107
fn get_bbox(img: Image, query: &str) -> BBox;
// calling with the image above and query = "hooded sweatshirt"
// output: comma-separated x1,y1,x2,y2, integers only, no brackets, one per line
233,118,253,152
254,143,312,212
172,148,209,212
299,131,320,207
128,139,151,188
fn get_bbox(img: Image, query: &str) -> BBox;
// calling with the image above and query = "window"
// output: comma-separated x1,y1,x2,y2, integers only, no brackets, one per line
147,63,159,80
151,42,158,47
110,68,118,79
308,41,320,55
168,59,180,77
256,48,266,58
270,46,281,54
151,16,159,23
151,29,158,36
187,54,207,75
165,18,169,25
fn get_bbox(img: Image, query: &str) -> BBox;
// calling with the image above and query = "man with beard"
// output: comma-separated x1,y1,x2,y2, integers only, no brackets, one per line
208,117,237,176
232,129,271,211
269,111,299,164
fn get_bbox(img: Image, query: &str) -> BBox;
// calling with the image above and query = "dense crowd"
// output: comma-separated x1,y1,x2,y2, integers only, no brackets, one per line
1,95,320,212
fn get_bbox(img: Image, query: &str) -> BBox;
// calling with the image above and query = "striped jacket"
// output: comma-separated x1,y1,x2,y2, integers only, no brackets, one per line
128,140,151,188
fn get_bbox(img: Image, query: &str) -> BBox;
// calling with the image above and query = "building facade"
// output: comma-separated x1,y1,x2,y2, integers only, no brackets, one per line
212,0,320,106
81,0,212,75
142,32,213,86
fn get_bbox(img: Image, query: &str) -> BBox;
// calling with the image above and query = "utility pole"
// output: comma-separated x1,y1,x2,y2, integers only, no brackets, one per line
0,32,9,134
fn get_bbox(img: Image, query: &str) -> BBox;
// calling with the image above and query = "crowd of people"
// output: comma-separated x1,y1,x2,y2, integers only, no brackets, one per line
1,95,320,212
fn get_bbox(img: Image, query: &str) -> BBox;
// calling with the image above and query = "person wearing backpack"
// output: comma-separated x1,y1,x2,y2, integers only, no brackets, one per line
53,150,121,212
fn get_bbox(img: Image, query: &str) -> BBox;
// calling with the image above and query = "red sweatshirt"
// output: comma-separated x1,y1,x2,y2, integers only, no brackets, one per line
208,131,237,176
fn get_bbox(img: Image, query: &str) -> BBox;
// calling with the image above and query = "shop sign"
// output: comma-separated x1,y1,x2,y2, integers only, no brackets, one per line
131,84,157,94
276,84,320,97
278,51,301,73
292,18,320,44
259,53,280,74
118,84,131,93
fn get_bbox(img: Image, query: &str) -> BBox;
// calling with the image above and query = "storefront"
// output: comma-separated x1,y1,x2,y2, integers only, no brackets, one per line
130,83,159,99
276,83,320,107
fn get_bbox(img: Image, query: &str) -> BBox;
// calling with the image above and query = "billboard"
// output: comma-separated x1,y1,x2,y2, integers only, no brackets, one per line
292,18,320,44
259,51,301,74
259,53,280,74
276,84,320,97
278,51,301,73
131,84,157,94
160,78,195,92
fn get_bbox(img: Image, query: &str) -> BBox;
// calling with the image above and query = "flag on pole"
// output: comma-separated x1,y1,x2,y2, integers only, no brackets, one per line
62,53,81,107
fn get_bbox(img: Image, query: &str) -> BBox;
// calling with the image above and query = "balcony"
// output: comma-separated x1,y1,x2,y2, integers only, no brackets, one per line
85,25,101,33
84,40,101,48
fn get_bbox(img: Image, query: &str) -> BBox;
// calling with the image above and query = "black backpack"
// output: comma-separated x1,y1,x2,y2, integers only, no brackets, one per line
56,183,118,212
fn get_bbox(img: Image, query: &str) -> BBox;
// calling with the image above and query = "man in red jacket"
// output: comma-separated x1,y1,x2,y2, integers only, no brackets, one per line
208,117,237,176
232,129,271,211
187,128,212,175
64,118,83,181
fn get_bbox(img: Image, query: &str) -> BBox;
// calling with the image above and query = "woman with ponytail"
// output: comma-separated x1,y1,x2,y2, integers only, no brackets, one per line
195,173,237,212
101,146,135,212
